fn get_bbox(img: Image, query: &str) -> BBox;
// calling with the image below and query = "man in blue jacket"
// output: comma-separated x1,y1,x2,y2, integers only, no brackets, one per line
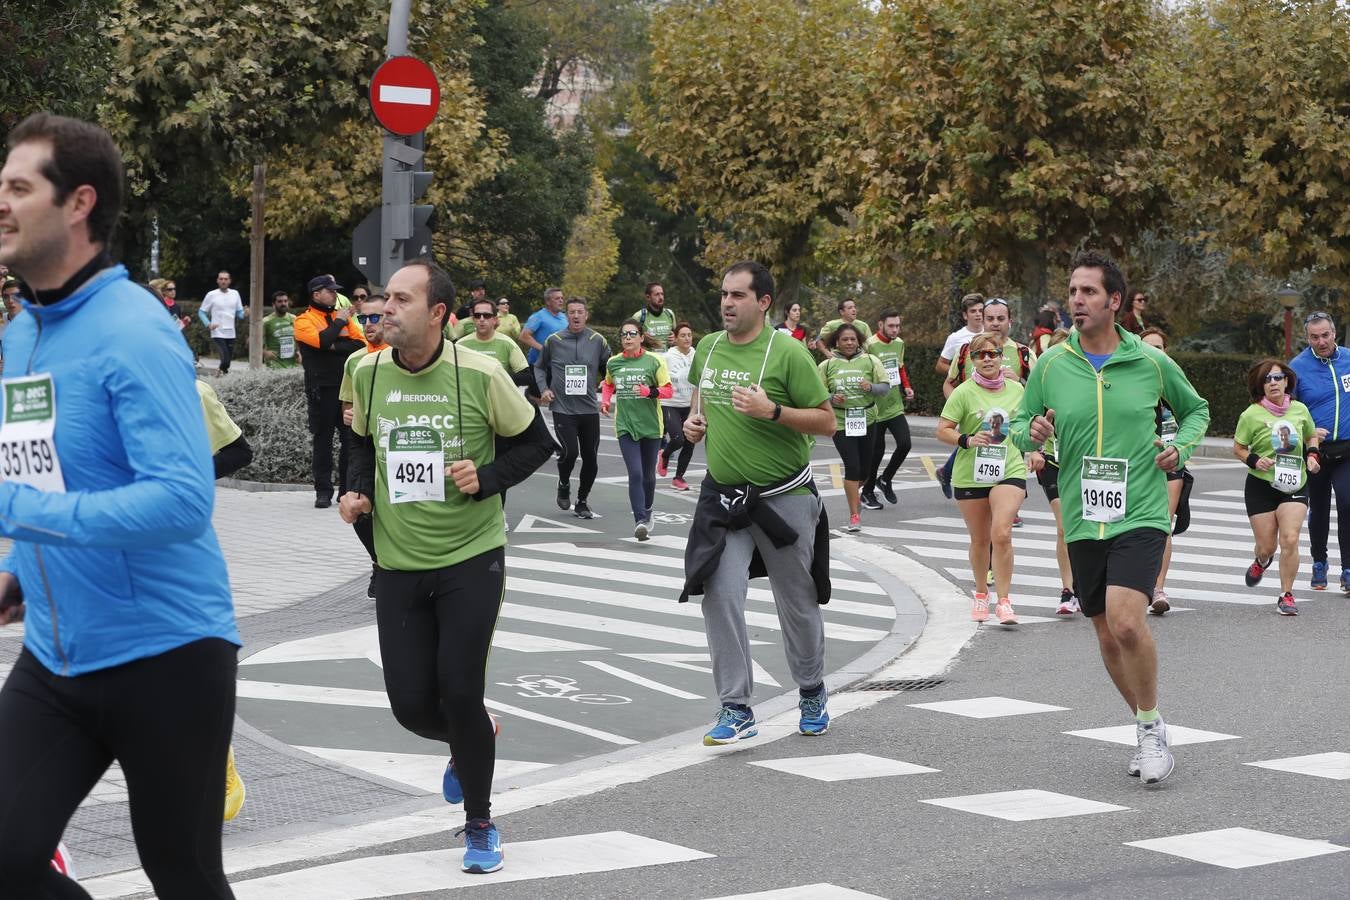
1289,311,1350,593
0,113,240,898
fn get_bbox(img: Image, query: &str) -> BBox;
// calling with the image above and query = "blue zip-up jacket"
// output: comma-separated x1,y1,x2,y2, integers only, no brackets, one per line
1289,345,1350,441
0,266,240,676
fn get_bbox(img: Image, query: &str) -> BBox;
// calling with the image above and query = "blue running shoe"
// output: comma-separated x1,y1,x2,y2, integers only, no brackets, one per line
442,760,463,804
458,818,503,874
1340,568,1350,594
799,692,829,736
702,706,758,745
937,466,953,500
1312,560,1328,590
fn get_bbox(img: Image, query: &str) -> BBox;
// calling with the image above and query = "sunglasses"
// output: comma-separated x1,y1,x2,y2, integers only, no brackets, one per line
164,287,176,292
1306,312,1333,325
353,293,368,301
472,312,495,319
973,349,1002,360
620,330,641,338
356,313,383,325
983,298,1009,309
1264,373,1287,383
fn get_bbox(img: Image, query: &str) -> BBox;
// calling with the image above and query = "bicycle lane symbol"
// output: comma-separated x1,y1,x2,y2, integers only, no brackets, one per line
496,674,632,705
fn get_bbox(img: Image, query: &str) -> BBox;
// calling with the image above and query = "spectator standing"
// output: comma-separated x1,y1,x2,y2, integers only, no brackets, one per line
1030,307,1058,355
199,269,247,375
262,290,299,369
632,282,677,349
1120,291,1148,334
296,273,366,508
936,292,985,376
536,297,610,518
776,301,809,345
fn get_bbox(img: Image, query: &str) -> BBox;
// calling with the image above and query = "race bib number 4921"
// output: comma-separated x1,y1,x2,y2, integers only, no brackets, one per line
0,374,66,493
385,424,445,504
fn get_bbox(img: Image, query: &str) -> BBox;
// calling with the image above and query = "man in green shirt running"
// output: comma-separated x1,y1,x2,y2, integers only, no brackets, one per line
815,297,860,360
339,259,554,875
261,290,298,368
1010,249,1209,787
683,261,837,747
458,297,531,385
631,281,677,349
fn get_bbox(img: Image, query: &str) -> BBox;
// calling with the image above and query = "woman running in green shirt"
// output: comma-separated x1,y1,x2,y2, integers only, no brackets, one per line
818,323,889,532
938,332,1027,625
603,318,673,540
1233,358,1320,616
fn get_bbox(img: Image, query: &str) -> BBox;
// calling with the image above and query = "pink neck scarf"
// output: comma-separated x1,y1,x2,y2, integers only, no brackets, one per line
1260,395,1290,416
973,369,1005,391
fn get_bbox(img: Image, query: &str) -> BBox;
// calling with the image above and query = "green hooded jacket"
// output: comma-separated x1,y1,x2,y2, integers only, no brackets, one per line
1009,326,1209,543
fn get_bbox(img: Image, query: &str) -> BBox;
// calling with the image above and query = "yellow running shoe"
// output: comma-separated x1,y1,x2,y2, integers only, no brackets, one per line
223,745,246,823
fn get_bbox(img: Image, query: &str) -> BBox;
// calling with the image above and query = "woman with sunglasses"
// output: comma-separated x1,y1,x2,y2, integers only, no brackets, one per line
938,332,1026,625
602,318,673,540
1234,359,1319,616
1120,291,1148,334
818,322,890,532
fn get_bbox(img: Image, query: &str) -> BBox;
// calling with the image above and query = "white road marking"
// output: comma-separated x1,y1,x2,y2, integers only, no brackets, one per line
579,660,704,699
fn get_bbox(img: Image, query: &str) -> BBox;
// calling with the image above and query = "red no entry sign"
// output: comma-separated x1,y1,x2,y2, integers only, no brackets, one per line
369,56,441,135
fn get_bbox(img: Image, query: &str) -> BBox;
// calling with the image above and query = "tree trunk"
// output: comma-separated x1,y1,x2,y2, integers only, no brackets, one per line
774,219,814,315
1016,243,1049,343
248,162,266,370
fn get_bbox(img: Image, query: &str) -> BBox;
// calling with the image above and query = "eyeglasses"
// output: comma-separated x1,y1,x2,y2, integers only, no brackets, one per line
471,312,495,319
973,349,1002,360
164,287,176,292
983,298,1009,309
620,330,641,338
353,293,368,301
355,313,383,325
1264,373,1287,383
1306,312,1333,325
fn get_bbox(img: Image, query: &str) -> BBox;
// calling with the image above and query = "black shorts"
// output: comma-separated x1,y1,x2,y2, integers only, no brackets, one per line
1067,527,1168,617
1166,467,1187,483
1038,462,1060,504
1243,472,1309,516
954,478,1027,501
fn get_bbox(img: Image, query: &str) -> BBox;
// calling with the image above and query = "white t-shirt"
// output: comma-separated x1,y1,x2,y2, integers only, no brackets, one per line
940,326,981,362
201,289,244,338
662,346,695,408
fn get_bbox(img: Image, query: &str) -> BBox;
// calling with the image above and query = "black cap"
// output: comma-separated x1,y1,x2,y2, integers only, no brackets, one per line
469,280,486,291
307,274,342,293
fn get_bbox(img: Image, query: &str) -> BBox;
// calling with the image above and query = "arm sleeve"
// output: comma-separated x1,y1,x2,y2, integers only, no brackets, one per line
1161,357,1210,467
601,381,616,405
869,358,891,395
0,356,217,547
899,365,912,390
473,407,557,501
234,295,246,319
534,338,552,393
655,384,674,399
197,298,211,328
348,364,377,498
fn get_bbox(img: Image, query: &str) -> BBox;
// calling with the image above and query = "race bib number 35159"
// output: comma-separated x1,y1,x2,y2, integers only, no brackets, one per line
0,374,66,493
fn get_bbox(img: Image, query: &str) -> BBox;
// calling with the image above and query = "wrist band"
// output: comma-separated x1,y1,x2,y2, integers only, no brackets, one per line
958,433,970,449
1306,446,1321,461
1245,451,1260,468
771,403,783,421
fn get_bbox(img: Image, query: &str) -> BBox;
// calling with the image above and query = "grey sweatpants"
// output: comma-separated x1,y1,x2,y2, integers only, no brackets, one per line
699,491,827,706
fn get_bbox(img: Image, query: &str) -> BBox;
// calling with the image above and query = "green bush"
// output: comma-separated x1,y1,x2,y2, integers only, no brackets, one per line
207,368,312,484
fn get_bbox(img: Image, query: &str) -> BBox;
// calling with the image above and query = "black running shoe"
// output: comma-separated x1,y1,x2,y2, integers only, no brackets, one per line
878,479,897,505
860,491,884,511
556,481,571,511
574,499,594,519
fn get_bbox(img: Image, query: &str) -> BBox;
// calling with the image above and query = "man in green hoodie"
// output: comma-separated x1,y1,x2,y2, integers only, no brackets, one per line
1010,249,1209,787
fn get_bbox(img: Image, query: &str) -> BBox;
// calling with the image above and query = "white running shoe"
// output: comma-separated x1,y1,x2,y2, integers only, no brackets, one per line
1135,719,1175,784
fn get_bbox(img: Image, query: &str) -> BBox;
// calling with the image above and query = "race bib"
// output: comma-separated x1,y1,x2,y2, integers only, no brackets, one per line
564,365,587,396
884,361,901,386
1081,456,1128,523
1158,415,1178,445
1272,454,1303,493
0,374,65,493
278,333,295,359
844,406,868,437
974,445,1006,484
1340,372,1350,393
385,425,445,504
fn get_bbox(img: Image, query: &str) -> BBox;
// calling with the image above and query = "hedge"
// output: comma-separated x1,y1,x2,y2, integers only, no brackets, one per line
208,367,313,485
900,343,1255,437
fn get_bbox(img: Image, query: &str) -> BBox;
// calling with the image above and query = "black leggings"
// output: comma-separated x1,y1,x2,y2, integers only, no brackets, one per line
660,406,695,479
553,412,600,501
618,435,660,521
832,428,876,482
375,548,504,821
865,416,912,492
212,337,235,374
1306,454,1350,563
0,639,238,899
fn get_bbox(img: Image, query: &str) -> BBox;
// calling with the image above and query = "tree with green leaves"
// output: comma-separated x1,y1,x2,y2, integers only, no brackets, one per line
1155,0,1350,292
562,169,621,301
633,0,873,307
0,1,112,134
846,0,1167,309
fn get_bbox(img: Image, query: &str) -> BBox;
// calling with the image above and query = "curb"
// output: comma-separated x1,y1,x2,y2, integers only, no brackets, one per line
217,478,312,493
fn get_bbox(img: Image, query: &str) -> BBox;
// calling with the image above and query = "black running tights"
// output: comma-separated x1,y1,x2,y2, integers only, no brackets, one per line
375,548,504,821
0,639,238,899
865,415,912,493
